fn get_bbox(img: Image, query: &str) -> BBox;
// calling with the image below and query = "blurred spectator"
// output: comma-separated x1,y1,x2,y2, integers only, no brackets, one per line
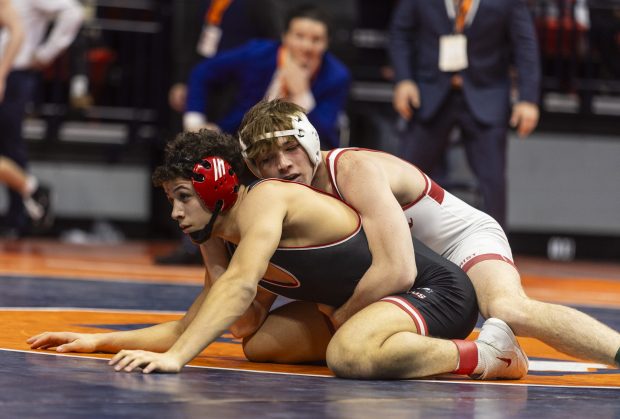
389,0,541,228
168,0,283,119
0,156,52,234
184,4,351,149
0,0,83,237
0,0,23,102
155,0,283,265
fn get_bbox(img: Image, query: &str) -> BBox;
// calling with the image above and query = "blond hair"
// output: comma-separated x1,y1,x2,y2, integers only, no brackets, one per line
238,99,306,161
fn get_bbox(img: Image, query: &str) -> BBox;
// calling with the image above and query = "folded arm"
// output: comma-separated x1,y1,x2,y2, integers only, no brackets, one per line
330,155,417,327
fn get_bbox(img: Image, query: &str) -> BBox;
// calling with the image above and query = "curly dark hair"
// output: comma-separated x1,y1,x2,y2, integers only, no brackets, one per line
152,129,245,187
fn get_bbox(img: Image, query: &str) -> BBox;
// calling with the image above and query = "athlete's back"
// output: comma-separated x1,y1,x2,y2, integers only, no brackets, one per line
247,178,362,248
324,148,512,270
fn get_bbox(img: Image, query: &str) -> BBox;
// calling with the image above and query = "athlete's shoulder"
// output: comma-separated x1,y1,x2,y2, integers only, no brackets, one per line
335,148,384,175
248,178,310,200
247,178,290,194
237,179,291,220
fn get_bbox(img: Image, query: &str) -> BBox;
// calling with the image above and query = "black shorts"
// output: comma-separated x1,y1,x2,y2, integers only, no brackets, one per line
381,239,478,339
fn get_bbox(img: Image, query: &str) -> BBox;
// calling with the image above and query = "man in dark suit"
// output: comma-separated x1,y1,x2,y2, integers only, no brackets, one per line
389,0,541,228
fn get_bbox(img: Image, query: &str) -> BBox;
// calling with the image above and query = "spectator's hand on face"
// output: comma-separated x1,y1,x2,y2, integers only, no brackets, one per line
393,80,420,120
510,101,539,138
280,57,312,97
169,83,188,113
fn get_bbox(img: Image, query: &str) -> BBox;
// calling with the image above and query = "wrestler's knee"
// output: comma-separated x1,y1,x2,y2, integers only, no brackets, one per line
242,333,275,362
483,295,535,333
326,332,374,378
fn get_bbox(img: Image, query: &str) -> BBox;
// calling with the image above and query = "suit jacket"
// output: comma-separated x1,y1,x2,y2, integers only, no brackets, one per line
186,39,351,148
389,0,540,125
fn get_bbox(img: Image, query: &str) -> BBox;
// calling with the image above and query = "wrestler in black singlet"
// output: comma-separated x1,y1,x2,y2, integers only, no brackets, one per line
228,183,479,339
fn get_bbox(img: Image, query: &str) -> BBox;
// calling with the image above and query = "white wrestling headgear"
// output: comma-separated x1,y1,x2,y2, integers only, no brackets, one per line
239,112,321,177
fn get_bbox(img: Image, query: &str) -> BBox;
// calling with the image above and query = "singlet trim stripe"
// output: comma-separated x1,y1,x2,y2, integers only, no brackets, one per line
380,296,428,336
259,263,301,288
325,149,345,200
461,253,516,273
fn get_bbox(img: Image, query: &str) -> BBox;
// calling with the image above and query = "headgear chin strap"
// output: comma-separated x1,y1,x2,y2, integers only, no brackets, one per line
239,112,321,178
189,200,222,244
189,156,239,243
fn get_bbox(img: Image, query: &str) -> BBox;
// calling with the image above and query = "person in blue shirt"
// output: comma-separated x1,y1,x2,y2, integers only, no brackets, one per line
184,4,350,149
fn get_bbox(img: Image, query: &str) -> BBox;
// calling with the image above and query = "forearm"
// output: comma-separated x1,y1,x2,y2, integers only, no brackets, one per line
229,298,268,338
167,278,257,365
34,5,84,66
94,320,185,353
0,10,24,78
336,264,414,325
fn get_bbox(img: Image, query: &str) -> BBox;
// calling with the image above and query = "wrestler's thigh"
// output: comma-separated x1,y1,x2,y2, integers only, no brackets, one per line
333,301,419,350
467,259,527,316
242,301,333,363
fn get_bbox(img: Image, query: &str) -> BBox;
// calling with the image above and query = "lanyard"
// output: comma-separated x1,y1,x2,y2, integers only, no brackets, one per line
205,0,233,26
445,0,479,33
455,0,473,32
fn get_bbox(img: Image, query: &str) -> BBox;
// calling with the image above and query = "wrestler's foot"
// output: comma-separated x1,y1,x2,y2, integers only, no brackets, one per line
471,318,528,380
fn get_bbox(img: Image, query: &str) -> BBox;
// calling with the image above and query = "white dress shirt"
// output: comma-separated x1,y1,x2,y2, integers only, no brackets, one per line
0,0,84,70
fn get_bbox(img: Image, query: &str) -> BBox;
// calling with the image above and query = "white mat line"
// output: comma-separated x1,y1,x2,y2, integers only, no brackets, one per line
1,348,618,389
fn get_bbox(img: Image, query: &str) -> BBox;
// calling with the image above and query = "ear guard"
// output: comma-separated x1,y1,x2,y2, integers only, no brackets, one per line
189,156,239,244
239,112,321,177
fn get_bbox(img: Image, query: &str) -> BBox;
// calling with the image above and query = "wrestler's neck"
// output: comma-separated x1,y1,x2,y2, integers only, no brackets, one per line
210,184,249,242
311,152,330,192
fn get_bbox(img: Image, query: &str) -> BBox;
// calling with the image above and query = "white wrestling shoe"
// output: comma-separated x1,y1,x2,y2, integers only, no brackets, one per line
471,318,529,380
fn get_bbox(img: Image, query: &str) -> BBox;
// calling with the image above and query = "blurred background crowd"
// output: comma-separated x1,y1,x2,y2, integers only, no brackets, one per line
0,0,618,263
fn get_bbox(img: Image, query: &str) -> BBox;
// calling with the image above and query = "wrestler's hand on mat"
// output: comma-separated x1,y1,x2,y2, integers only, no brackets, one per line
27,332,99,353
109,350,183,374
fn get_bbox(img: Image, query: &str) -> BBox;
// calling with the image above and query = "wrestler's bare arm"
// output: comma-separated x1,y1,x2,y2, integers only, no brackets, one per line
201,235,277,338
28,284,211,355
330,154,417,326
27,218,279,355
116,189,287,372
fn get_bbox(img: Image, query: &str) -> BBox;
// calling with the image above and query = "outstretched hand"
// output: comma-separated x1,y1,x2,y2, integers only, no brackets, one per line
109,350,183,374
27,331,99,353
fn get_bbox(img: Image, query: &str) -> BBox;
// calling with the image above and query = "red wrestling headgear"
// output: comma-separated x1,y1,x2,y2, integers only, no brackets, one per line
191,156,239,213
188,156,239,244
